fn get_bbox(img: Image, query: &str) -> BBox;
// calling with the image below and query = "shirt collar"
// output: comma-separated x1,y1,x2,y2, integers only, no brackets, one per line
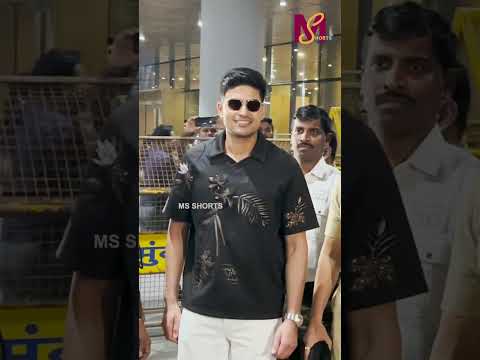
206,130,267,163
308,157,334,180
402,125,450,177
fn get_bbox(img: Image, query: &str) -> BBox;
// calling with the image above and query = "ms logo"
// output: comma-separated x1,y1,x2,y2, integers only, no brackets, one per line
294,12,332,44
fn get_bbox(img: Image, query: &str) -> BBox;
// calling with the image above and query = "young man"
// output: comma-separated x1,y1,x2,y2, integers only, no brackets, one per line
162,67,318,360
304,113,427,360
289,105,339,360
361,2,480,359
260,117,274,138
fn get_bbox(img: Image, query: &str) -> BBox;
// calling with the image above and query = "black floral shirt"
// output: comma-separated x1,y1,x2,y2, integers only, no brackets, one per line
164,131,318,319
342,117,427,311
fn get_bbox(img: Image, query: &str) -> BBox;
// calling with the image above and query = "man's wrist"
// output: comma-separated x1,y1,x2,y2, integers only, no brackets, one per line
164,295,179,307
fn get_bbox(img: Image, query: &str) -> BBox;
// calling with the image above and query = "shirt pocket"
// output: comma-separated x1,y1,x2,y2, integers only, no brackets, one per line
417,229,451,311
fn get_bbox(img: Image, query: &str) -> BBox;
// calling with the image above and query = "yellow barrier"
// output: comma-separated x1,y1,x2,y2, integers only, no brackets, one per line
0,306,66,359
139,232,167,274
453,8,480,90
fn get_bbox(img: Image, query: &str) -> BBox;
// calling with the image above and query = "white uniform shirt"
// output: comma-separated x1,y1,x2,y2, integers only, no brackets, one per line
393,126,480,360
304,157,339,282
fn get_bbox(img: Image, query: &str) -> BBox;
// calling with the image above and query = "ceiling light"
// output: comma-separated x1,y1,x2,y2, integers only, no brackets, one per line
161,76,166,80
328,63,333,67
171,77,175,80
297,52,305,58
299,72,304,77
315,87,319,91
192,77,197,81
293,48,299,52
179,77,184,81
314,77,319,80
197,20,203,28
139,33,146,42
280,1,287,7
262,56,267,62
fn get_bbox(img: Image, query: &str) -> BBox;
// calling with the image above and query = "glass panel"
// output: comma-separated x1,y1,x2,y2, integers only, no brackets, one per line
296,43,319,82
318,80,341,111
159,45,170,62
319,36,341,78
160,90,185,136
159,63,170,89
269,85,291,136
270,9,292,44
294,82,320,109
271,45,291,83
190,58,200,90
174,61,186,89
185,91,199,120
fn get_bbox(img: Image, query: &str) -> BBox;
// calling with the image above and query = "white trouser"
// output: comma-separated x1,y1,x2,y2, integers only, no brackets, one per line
178,308,282,360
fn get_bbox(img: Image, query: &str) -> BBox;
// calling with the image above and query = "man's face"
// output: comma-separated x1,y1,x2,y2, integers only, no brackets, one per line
260,122,273,138
361,34,447,138
198,127,217,138
108,33,138,68
217,85,264,139
291,118,328,164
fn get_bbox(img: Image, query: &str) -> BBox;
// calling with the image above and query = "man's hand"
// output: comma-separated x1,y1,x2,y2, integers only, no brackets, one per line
139,318,151,360
304,322,332,359
271,320,298,359
162,302,182,343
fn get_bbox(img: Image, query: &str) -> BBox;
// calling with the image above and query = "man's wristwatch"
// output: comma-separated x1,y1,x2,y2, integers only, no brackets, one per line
284,312,303,328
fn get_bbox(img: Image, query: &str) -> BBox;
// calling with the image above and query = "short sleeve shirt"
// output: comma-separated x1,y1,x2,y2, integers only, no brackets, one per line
325,176,341,241
164,131,318,319
342,117,428,311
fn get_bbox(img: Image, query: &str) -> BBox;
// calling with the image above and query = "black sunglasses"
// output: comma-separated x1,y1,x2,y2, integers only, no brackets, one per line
227,99,262,112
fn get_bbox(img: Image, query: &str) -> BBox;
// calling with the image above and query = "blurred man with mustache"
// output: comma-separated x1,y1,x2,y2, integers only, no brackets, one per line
361,2,480,359
289,105,339,360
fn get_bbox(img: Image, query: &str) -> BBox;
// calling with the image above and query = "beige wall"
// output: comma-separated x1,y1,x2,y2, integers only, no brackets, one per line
53,0,110,76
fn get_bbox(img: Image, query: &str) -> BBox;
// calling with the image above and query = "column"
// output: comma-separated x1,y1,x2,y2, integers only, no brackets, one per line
199,0,266,116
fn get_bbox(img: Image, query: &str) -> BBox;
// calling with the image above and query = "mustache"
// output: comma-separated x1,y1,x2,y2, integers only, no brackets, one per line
375,91,415,106
297,142,313,148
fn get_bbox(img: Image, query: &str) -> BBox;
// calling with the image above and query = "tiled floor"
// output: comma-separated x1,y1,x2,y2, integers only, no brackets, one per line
150,336,177,360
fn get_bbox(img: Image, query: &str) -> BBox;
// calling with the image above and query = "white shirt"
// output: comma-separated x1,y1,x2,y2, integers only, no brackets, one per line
304,158,339,282
393,126,480,360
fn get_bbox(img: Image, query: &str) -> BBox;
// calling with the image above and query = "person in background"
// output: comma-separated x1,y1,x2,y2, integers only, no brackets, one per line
196,117,218,138
439,64,470,147
260,117,274,138
323,130,338,166
360,3,480,359
104,28,139,78
289,105,339,360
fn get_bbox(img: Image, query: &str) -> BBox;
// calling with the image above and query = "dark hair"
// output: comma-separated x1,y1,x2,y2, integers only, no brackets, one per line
367,1,457,72
329,131,338,159
294,105,333,134
451,64,470,136
220,67,267,101
151,125,172,136
32,49,80,76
